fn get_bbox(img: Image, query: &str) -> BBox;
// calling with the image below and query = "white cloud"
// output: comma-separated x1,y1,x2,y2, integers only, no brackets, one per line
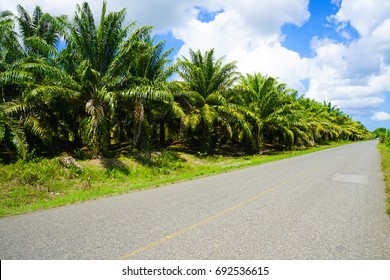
304,0,390,117
105,0,210,33
0,0,216,32
229,44,309,91
0,0,312,89
331,0,342,7
222,0,310,35
173,0,310,90
0,0,84,18
372,111,390,121
333,0,390,37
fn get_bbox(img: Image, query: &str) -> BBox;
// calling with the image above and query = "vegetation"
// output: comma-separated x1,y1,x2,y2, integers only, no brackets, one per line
378,143,390,215
0,2,369,162
376,128,390,215
0,142,349,217
374,128,390,147
0,2,374,216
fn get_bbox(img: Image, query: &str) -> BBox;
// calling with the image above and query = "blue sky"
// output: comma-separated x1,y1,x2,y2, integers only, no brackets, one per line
1,0,390,131
280,0,390,130
282,0,350,58
155,0,390,131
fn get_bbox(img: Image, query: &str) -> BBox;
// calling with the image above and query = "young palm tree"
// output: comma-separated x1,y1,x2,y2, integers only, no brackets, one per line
297,98,342,143
0,105,28,159
0,56,82,155
176,48,252,152
239,73,311,151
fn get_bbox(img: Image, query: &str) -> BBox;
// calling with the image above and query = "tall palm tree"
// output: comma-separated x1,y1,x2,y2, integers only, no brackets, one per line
176,48,252,152
0,11,23,73
0,5,68,157
12,4,66,59
54,1,131,156
115,34,178,148
1,2,177,157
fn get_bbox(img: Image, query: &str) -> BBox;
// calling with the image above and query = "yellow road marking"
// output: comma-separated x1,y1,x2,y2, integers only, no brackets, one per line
116,173,299,260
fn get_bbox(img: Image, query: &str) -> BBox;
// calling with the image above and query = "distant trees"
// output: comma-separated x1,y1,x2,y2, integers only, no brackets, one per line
373,128,390,147
238,73,309,151
0,2,370,161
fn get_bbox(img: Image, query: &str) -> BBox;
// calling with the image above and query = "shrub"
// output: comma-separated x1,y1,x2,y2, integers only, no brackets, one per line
386,130,390,148
155,151,185,170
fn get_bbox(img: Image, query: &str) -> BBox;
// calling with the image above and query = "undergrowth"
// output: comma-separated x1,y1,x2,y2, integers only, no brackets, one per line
0,142,350,217
378,144,390,215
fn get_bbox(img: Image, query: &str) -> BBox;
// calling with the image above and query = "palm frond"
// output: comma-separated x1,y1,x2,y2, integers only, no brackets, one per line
182,109,201,131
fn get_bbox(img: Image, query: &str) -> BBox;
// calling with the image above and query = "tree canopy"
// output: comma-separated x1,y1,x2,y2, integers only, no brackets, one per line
0,2,370,162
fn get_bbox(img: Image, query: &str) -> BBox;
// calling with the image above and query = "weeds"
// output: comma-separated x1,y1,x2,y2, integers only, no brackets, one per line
0,143,350,217
378,144,390,215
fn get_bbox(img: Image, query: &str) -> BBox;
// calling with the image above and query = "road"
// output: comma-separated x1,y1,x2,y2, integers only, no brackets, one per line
1,140,390,259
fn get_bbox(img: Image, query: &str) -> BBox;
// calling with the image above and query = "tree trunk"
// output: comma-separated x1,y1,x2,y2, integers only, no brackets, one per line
133,99,144,149
159,120,165,147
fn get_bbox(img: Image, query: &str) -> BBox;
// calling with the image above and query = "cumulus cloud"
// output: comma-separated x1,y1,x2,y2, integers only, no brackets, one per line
304,0,390,118
0,0,216,32
332,0,390,37
0,0,313,89
173,0,310,90
170,0,390,110
221,0,310,36
372,112,390,121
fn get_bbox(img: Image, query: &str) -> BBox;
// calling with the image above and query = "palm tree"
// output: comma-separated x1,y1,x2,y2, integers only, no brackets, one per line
0,11,23,73
0,5,68,157
0,104,28,159
298,98,342,143
115,34,179,148
239,73,311,151
176,48,252,152
0,2,369,161
12,4,66,59
0,56,82,155
1,2,177,157
52,1,131,156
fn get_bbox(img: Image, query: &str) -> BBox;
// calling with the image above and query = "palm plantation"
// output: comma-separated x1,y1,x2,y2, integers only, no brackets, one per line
175,49,255,152
0,2,369,162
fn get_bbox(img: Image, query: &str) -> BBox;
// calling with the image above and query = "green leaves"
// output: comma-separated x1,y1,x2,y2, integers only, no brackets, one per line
176,48,255,152
0,108,28,159
237,72,369,151
177,49,238,99
0,2,369,161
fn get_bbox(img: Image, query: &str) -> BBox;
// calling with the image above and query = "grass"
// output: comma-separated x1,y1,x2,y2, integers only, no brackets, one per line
378,143,390,215
0,141,350,218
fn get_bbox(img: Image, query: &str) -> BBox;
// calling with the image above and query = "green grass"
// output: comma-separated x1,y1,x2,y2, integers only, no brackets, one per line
378,144,390,215
0,141,349,217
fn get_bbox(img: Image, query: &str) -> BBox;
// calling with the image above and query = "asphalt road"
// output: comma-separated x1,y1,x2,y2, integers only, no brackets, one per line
1,140,390,259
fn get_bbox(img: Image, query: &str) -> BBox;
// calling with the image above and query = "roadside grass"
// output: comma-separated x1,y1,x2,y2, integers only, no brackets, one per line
378,143,390,215
0,141,349,218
